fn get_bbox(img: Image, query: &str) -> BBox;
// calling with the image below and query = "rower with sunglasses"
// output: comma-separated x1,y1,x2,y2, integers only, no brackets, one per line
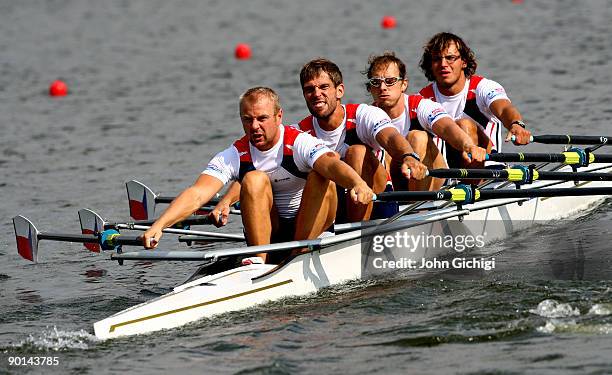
418,32,531,169
296,58,428,223
365,52,487,191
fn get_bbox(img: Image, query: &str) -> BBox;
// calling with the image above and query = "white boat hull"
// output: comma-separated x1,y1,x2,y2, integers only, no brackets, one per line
94,164,612,339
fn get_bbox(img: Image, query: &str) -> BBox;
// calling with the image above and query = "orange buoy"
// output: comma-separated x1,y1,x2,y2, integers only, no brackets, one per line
235,43,252,60
381,15,397,29
49,80,68,96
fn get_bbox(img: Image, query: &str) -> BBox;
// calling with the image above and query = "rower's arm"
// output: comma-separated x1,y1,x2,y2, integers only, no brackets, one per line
431,118,486,162
375,127,428,179
489,99,531,144
312,152,373,204
143,174,224,248
209,181,241,227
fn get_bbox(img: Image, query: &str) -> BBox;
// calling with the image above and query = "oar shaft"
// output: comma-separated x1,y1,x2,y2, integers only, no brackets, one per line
428,169,510,179
112,215,213,228
375,190,452,202
38,232,142,246
537,171,612,181
376,186,612,202
487,153,566,163
478,187,612,199
156,195,224,206
39,232,99,244
486,152,612,164
124,225,245,240
531,135,610,145
427,168,612,182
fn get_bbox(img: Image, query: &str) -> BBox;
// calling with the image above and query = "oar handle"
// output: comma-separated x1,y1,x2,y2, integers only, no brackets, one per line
512,134,610,145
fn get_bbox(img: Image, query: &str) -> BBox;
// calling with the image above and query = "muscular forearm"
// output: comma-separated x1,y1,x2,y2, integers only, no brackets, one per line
218,181,241,207
433,119,474,152
376,127,415,160
491,99,522,130
152,187,212,229
152,175,223,230
313,152,363,190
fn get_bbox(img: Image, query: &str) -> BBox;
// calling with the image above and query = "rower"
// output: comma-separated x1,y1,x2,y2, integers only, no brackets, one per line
296,58,428,222
364,51,487,191
417,32,532,170
142,87,374,264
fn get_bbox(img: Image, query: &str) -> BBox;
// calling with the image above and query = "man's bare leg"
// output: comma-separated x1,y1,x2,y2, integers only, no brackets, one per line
240,171,274,262
406,130,447,191
343,144,387,222
293,170,337,241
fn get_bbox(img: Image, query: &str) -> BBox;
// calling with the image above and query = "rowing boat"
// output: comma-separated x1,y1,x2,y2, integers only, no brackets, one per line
12,138,612,340
91,162,612,339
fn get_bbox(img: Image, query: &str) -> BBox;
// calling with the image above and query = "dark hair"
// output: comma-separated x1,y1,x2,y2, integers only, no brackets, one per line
363,51,407,91
239,86,281,114
299,58,343,88
419,32,477,82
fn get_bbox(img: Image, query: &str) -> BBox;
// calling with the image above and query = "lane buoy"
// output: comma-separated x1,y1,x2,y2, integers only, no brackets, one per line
235,43,252,60
381,15,397,29
49,80,68,97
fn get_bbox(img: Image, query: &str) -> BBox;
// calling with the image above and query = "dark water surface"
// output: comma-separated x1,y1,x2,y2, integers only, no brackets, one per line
1,0,612,374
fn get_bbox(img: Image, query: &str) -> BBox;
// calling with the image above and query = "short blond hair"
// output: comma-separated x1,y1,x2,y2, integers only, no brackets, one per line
239,86,281,114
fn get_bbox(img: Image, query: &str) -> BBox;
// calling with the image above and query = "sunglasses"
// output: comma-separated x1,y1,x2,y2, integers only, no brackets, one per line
431,55,461,64
368,76,404,88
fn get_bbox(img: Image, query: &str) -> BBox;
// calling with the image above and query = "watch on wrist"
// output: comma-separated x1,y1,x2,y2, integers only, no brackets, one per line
402,152,421,162
511,120,526,129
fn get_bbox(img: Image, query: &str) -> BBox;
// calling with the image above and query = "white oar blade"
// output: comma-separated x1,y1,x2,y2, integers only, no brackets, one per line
78,208,105,253
13,215,40,263
126,180,157,220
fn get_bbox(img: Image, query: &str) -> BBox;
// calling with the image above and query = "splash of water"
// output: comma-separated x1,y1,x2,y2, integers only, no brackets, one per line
529,299,580,318
14,326,97,351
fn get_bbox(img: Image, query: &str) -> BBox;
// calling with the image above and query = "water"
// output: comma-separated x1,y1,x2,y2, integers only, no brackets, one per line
1,0,612,373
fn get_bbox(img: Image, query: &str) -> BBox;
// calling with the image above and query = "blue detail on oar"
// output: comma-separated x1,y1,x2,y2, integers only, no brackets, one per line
100,229,122,251
455,184,476,204
510,165,532,185
568,147,589,167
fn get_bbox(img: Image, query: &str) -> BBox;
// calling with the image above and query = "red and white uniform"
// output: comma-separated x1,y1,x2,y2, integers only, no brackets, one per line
420,75,509,155
296,103,394,163
389,93,452,136
203,125,330,218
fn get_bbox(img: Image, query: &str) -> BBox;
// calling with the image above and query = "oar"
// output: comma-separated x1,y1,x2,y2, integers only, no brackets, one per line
126,180,240,220
512,134,610,145
79,208,244,253
13,215,143,263
374,185,612,203
485,151,612,165
427,167,612,183
110,209,469,262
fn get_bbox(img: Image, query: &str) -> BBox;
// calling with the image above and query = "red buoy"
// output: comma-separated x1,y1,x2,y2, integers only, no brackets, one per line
381,15,397,29
49,80,68,97
235,43,252,60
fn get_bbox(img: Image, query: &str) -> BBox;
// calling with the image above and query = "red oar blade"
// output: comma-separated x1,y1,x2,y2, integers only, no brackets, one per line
13,215,40,263
126,180,157,220
78,208,106,253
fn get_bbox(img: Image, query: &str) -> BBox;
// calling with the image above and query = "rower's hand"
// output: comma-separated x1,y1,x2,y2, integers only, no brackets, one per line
462,145,487,163
142,227,162,249
349,181,374,205
402,156,427,180
505,124,531,145
209,203,230,228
